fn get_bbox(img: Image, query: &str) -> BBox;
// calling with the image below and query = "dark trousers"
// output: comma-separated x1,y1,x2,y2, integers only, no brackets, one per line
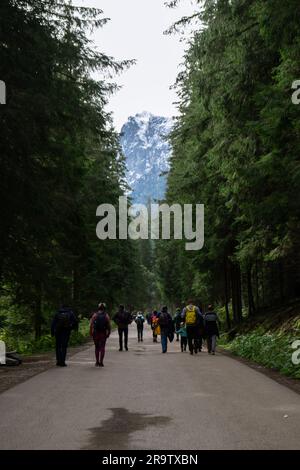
186,325,197,353
195,335,203,351
55,330,70,365
137,326,143,341
118,327,128,350
161,334,168,353
180,336,188,351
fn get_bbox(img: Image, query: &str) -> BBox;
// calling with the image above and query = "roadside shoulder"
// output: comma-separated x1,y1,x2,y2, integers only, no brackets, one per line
219,348,300,396
0,340,93,394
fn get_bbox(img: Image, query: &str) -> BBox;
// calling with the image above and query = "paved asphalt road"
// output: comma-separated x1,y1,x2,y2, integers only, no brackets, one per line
0,325,300,450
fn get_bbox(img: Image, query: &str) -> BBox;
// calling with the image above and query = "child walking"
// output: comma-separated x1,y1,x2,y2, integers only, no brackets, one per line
176,323,188,352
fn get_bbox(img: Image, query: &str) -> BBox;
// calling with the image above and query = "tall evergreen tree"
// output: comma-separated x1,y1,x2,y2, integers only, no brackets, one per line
0,0,142,340
158,0,300,326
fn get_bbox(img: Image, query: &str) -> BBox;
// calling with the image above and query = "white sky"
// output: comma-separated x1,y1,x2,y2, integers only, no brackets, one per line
78,0,196,130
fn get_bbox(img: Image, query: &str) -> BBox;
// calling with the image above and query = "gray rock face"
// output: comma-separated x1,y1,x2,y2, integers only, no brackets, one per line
120,111,172,204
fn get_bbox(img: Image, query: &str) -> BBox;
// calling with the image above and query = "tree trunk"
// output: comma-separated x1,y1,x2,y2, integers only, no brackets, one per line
255,259,259,311
34,283,43,340
236,264,243,322
261,263,265,307
279,261,284,304
247,265,256,317
230,261,243,324
224,258,231,329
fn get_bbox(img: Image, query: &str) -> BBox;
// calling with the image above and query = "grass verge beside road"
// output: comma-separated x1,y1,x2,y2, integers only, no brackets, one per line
0,318,90,355
217,304,300,380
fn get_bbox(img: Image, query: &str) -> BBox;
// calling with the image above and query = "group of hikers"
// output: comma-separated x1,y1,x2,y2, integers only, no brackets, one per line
145,302,220,355
51,301,220,367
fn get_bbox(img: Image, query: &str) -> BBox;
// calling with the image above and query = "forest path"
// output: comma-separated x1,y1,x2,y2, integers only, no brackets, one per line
0,325,300,450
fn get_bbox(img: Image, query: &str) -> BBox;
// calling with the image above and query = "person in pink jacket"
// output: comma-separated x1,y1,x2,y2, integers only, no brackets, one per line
90,303,111,367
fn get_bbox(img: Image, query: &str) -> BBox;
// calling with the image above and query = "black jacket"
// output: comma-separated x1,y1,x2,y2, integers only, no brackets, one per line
158,312,174,334
51,307,78,336
113,310,132,328
204,312,220,337
173,312,182,329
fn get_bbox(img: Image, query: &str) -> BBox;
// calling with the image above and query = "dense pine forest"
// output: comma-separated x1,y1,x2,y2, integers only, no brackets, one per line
1,0,300,363
2,2,300,455
157,0,300,330
0,0,155,350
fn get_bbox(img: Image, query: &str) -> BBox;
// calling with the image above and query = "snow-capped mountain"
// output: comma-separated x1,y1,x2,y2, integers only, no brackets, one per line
120,112,173,204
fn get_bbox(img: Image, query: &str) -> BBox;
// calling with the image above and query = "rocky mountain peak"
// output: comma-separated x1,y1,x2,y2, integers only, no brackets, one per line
121,112,173,204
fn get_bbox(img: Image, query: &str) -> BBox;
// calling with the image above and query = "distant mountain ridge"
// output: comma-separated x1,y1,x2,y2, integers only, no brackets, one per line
120,111,173,204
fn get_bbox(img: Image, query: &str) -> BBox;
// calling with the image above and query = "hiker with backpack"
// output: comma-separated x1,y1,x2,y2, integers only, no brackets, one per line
182,300,202,355
204,305,221,355
195,305,205,352
151,310,160,343
135,311,145,342
158,306,174,353
51,304,78,367
173,307,182,342
90,303,111,367
113,305,132,351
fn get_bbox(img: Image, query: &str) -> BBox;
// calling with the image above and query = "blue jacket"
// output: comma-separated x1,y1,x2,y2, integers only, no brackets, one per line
175,326,187,338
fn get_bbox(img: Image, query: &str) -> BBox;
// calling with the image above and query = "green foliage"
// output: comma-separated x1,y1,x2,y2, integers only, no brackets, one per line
157,0,300,323
225,330,300,379
0,0,148,344
0,318,91,355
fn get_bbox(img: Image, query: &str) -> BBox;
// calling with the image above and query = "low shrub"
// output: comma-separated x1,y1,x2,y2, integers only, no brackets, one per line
0,318,91,355
224,329,300,379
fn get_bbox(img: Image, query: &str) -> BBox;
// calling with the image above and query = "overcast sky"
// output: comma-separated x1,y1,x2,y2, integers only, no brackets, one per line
79,0,196,130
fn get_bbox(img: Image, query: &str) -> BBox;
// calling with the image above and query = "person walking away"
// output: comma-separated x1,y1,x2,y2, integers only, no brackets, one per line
158,306,174,353
113,305,132,351
173,308,182,342
135,312,145,342
90,303,111,367
51,304,78,367
182,300,202,355
175,322,188,352
151,310,160,343
195,306,205,352
204,305,220,354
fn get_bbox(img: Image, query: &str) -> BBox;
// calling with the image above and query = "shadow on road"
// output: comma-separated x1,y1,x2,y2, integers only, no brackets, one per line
83,407,171,450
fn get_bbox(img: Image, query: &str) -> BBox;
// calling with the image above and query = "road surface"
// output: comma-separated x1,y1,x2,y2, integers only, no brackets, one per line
0,325,300,450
